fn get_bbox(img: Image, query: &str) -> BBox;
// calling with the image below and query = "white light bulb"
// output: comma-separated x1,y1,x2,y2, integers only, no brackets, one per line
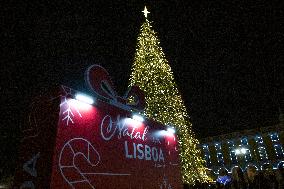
75,93,94,104
167,127,175,134
132,114,144,122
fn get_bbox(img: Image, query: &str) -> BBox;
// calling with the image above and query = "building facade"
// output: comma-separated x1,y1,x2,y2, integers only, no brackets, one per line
199,114,284,173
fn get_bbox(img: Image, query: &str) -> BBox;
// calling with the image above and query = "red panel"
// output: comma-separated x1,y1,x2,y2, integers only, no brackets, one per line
50,96,183,189
13,85,182,189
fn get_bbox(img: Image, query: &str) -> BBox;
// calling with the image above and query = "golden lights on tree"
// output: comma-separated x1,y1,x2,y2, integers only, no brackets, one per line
129,7,208,184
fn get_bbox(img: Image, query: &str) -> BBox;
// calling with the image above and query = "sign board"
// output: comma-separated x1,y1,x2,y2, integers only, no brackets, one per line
13,65,183,188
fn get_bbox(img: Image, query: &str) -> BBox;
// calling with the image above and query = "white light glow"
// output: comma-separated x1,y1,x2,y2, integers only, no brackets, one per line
68,99,92,111
155,130,173,137
75,93,94,104
155,130,168,137
124,117,143,128
167,127,175,134
241,148,247,154
235,147,247,155
132,114,144,122
235,149,241,155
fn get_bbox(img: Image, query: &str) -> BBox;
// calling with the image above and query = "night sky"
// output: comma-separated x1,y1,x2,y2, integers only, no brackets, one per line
1,0,283,174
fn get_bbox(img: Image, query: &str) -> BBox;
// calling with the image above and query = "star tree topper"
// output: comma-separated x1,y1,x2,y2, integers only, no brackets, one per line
142,6,150,18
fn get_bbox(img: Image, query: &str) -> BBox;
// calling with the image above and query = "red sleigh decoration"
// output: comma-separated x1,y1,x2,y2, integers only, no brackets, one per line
85,64,145,112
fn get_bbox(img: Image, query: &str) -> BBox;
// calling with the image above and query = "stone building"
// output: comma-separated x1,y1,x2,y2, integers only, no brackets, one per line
199,112,284,173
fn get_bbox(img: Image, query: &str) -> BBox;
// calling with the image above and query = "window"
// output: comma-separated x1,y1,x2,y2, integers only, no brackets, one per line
258,146,268,160
202,144,211,166
274,144,284,158
240,137,252,162
255,135,264,144
241,137,248,145
215,143,224,165
270,133,284,158
255,135,268,160
270,133,280,142
227,141,237,164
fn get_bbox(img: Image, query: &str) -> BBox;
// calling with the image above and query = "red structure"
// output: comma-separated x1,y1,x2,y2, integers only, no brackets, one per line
13,65,183,189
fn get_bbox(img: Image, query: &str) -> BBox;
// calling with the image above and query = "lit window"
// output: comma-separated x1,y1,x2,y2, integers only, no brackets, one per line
202,144,211,166
227,141,237,164
270,132,283,158
215,143,221,150
240,137,252,162
255,135,268,160
258,146,268,160
270,133,280,142
217,153,224,164
269,132,284,158
241,138,248,145
255,135,264,144
215,143,224,165
274,144,284,157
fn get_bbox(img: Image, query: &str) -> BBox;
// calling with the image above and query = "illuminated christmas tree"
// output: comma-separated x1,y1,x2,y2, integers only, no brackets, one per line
129,7,208,184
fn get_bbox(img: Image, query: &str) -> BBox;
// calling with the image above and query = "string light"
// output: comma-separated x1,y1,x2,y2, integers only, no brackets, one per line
129,15,208,184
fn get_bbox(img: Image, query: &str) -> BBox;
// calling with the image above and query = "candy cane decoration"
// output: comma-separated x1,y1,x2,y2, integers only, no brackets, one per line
59,138,100,189
59,138,130,189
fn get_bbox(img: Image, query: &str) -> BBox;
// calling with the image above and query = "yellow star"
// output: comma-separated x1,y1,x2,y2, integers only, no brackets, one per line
142,6,150,18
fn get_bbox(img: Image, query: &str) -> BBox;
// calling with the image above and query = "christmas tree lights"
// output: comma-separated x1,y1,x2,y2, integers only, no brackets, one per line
129,7,208,184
